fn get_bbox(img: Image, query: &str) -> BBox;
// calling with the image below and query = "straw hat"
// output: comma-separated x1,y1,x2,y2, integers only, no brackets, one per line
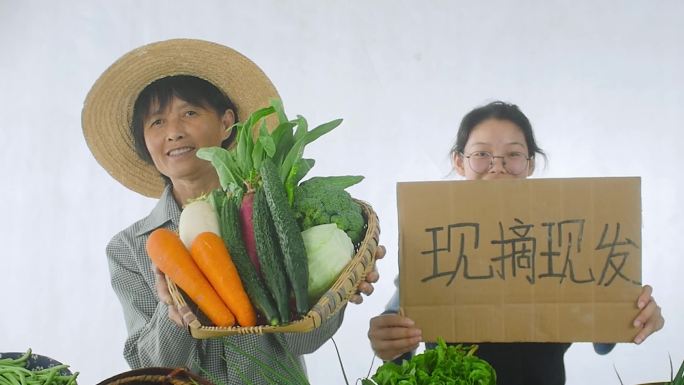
82,39,280,198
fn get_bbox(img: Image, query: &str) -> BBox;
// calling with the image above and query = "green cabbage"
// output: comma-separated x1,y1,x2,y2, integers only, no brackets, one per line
301,223,354,302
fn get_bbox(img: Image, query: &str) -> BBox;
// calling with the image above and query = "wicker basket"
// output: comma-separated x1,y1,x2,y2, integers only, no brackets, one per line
167,199,380,338
96,367,215,385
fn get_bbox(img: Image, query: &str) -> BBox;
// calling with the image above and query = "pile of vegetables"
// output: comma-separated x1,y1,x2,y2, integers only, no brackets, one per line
0,349,79,385
146,99,366,327
364,339,496,385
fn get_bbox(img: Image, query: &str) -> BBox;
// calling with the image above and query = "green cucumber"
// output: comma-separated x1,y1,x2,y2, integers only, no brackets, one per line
220,198,280,326
253,188,291,323
260,158,309,316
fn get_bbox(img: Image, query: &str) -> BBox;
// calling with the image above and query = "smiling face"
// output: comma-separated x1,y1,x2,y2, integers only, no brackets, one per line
142,96,235,186
454,118,535,180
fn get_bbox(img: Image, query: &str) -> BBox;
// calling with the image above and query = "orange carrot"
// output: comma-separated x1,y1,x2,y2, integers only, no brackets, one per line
146,228,235,327
190,232,257,327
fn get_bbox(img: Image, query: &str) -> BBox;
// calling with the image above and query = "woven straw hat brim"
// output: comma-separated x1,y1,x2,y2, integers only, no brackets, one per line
82,39,279,198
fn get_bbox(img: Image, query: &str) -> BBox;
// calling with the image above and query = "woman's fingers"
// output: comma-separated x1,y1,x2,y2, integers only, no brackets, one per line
358,281,375,296
365,245,385,287
636,285,653,309
633,299,664,344
368,314,422,361
154,267,172,305
375,245,386,260
365,270,380,284
154,267,185,326
350,279,376,305
349,246,385,305
167,304,185,326
371,334,422,361
178,305,194,327
374,339,421,361
349,293,364,304
632,285,665,344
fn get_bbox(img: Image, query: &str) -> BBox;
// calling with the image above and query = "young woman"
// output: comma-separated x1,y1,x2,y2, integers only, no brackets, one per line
82,39,384,385
367,101,664,385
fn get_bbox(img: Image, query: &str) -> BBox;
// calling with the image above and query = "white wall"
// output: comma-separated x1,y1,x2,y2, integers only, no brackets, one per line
1,1,682,384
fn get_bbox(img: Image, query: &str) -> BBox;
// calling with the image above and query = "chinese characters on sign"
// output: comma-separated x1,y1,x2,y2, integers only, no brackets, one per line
421,219,641,287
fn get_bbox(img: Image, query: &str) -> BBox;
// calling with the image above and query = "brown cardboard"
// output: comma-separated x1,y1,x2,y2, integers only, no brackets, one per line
397,177,642,343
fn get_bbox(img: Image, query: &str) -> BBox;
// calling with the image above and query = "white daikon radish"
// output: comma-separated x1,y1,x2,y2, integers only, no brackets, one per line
178,199,221,249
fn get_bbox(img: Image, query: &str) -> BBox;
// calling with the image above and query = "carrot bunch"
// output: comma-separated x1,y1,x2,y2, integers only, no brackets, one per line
146,228,256,327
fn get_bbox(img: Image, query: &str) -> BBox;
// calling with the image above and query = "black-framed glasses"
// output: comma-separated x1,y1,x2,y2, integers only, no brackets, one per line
461,151,531,175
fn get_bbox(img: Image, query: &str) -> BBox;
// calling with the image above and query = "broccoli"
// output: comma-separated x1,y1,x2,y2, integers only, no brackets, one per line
293,176,365,245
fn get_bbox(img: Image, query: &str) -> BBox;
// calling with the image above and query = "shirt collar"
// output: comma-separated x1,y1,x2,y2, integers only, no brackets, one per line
135,184,181,236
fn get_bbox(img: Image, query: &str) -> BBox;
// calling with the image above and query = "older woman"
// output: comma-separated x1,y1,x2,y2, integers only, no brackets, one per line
83,39,384,385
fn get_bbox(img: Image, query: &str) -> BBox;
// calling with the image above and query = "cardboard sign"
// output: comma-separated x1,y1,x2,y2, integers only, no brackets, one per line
397,177,642,343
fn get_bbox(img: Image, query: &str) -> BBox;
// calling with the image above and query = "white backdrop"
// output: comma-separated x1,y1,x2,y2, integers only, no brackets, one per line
1,1,682,384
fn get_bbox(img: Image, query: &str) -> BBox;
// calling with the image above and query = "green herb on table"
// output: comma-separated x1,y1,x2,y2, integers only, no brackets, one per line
365,338,496,385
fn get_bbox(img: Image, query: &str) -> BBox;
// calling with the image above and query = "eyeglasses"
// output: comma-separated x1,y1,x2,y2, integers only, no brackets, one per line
461,151,531,175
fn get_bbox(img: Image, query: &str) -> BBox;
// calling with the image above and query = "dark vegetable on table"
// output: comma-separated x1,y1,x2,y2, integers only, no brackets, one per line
0,349,79,385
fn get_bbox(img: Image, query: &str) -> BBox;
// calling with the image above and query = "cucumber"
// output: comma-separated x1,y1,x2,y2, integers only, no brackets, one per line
220,198,280,326
260,158,309,316
253,188,291,323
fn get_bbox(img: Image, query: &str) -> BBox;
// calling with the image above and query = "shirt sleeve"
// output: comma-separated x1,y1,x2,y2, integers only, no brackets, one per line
384,275,401,314
592,343,616,355
381,275,416,364
106,232,201,369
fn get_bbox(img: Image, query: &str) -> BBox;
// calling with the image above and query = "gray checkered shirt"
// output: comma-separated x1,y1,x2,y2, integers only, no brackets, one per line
106,185,344,384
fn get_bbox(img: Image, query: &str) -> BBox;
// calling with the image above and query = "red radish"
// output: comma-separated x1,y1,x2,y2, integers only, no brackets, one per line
239,191,261,273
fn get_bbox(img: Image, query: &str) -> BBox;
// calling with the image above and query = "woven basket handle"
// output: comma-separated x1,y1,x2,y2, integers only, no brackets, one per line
165,275,200,328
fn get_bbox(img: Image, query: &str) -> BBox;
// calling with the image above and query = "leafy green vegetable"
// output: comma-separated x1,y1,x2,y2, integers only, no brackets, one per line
293,176,365,244
285,158,315,205
301,223,354,302
306,118,342,145
370,338,496,385
301,175,364,191
280,135,306,186
271,98,288,125
272,121,296,168
197,98,339,202
196,146,242,192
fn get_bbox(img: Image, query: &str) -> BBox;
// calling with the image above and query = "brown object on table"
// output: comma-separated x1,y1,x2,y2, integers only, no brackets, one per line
96,367,216,385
